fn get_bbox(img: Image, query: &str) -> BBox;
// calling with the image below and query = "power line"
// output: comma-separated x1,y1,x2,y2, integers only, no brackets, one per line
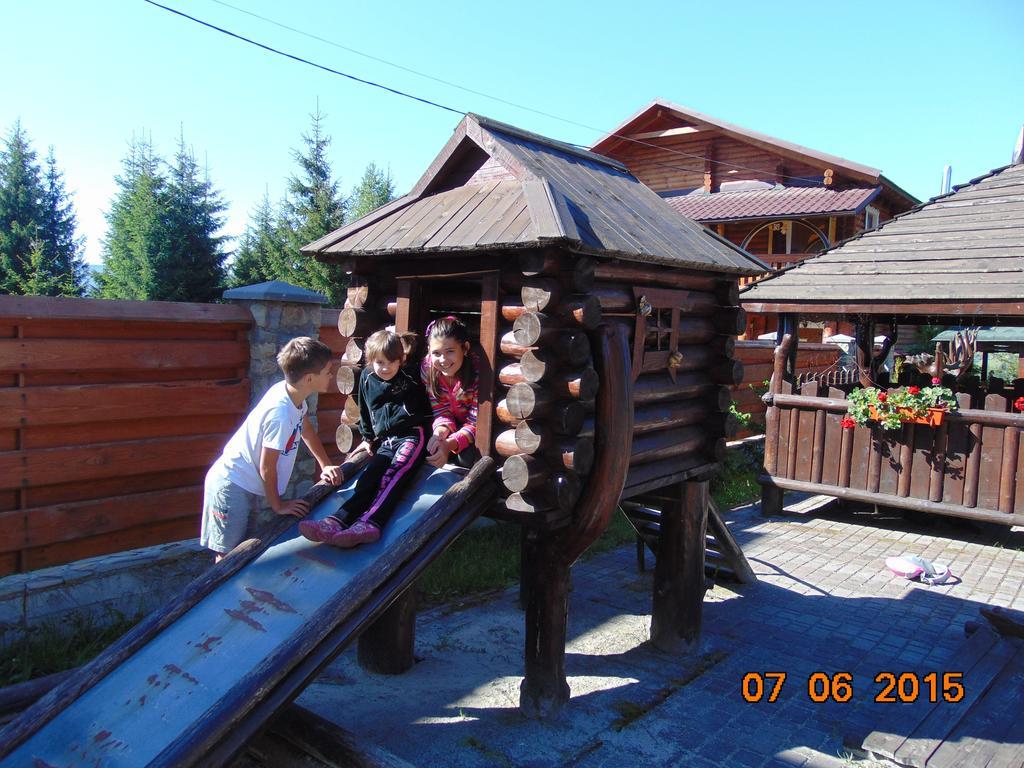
142,0,466,117
149,1,835,186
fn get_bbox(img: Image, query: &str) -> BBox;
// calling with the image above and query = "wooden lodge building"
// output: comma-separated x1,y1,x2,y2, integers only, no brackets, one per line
302,113,766,714
743,160,1024,527
590,100,919,339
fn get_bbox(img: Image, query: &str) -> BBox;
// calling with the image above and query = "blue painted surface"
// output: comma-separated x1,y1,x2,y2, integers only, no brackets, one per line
5,465,461,767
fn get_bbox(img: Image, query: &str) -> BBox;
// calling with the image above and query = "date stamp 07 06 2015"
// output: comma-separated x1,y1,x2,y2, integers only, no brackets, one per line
741,671,965,705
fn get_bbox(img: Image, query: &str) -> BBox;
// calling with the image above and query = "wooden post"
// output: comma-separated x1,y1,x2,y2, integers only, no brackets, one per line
477,273,500,458
519,530,571,718
357,588,417,674
650,479,709,653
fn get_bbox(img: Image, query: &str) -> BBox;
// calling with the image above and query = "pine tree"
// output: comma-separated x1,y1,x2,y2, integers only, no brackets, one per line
0,121,46,293
98,136,167,300
281,108,347,305
230,192,288,287
160,136,228,302
0,123,85,296
349,162,395,221
39,148,86,295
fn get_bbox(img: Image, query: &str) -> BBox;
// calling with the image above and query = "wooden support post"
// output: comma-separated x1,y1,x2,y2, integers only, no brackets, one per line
357,588,417,674
854,318,876,388
650,479,709,653
477,273,500,458
519,530,571,718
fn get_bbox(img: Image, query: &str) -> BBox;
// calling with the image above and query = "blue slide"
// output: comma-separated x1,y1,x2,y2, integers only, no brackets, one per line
0,458,495,767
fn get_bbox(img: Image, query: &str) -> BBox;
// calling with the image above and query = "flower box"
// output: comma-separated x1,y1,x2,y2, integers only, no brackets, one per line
868,405,947,427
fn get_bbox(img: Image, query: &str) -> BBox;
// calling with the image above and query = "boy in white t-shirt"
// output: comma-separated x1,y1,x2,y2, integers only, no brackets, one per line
200,336,342,560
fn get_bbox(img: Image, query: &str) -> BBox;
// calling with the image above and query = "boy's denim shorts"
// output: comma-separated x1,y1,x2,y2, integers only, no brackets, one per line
199,465,259,554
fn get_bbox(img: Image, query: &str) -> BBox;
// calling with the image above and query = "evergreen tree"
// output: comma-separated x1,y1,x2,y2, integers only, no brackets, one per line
349,162,395,221
39,148,86,295
0,121,46,293
98,136,167,300
281,108,348,305
230,192,288,287
160,136,228,302
0,122,85,296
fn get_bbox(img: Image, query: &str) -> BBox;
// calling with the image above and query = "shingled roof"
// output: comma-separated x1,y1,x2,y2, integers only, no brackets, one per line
742,162,1024,318
303,114,766,276
665,185,881,223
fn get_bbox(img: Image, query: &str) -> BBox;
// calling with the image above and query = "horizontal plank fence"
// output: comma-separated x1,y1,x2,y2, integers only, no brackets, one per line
763,383,1024,524
731,341,840,436
0,295,252,576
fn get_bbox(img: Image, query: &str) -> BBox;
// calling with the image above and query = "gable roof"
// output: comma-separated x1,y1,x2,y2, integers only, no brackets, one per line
303,114,767,276
741,162,1024,316
590,99,917,208
665,185,881,223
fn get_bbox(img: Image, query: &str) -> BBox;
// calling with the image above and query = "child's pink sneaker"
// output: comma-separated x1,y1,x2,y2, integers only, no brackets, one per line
327,520,381,548
299,517,345,543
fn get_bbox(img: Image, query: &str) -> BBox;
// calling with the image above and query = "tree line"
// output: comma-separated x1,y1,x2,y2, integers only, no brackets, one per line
0,109,394,306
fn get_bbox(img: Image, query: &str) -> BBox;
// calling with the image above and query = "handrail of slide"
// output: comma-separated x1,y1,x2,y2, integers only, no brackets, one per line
0,456,497,767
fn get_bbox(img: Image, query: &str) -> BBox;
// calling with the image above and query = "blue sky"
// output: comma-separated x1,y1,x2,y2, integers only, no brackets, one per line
3,0,1022,266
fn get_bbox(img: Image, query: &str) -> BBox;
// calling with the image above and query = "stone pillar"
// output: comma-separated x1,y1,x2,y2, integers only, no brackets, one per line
223,280,328,531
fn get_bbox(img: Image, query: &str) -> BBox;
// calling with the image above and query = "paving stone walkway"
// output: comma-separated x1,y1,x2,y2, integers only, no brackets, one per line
298,500,1024,768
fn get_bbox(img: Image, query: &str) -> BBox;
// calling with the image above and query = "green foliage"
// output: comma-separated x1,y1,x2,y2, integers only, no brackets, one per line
0,122,85,296
349,162,395,221
985,352,1020,383
711,441,763,509
847,385,958,430
230,192,290,287
0,611,139,686
98,133,227,302
279,107,348,305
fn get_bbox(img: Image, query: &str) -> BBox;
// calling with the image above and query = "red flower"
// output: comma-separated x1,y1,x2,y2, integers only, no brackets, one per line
907,386,920,395
841,417,857,429
1015,396,1024,412
877,392,888,403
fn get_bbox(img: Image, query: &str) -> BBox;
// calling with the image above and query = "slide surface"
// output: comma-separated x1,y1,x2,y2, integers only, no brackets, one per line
2,463,491,767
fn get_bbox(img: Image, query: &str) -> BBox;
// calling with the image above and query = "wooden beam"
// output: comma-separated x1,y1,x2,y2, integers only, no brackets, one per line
625,126,706,140
477,273,500,459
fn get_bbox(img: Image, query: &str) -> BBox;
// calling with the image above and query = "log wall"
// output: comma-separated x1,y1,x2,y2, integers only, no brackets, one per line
0,296,253,575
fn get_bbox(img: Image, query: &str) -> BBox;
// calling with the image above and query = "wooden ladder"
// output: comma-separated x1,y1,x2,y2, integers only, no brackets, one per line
621,498,756,584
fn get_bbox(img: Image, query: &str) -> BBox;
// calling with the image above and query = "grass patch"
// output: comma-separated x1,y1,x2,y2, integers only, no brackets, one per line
419,521,522,605
711,440,763,510
0,611,139,688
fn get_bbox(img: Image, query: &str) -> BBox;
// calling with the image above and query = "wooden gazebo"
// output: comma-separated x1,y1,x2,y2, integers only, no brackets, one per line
304,114,766,714
743,162,1024,526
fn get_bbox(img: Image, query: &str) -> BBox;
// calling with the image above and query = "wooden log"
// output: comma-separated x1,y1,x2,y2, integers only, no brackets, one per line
345,277,370,309
716,281,740,306
551,436,593,474
593,284,635,314
593,262,719,292
342,338,363,365
496,399,519,427
498,363,598,400
500,296,527,323
335,424,360,453
520,278,562,313
708,359,744,385
342,396,360,425
504,473,581,514
630,426,705,465
500,330,532,359
337,307,377,338
631,399,714,435
713,307,746,336
513,312,561,347
506,383,556,420
633,371,716,403
335,364,360,395
502,454,553,493
519,252,595,292
706,499,756,584
498,425,594,474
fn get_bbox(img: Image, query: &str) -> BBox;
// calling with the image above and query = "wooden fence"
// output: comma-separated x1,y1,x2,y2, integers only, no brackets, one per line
0,296,252,576
763,381,1024,525
731,340,840,435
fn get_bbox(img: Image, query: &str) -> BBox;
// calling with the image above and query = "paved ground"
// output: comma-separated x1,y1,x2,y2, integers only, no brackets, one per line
298,499,1024,768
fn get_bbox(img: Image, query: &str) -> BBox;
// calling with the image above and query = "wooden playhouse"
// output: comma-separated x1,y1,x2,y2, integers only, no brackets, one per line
303,114,766,714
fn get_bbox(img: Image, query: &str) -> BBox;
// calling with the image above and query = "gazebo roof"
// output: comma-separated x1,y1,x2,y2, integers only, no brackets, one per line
741,162,1024,319
303,114,766,276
